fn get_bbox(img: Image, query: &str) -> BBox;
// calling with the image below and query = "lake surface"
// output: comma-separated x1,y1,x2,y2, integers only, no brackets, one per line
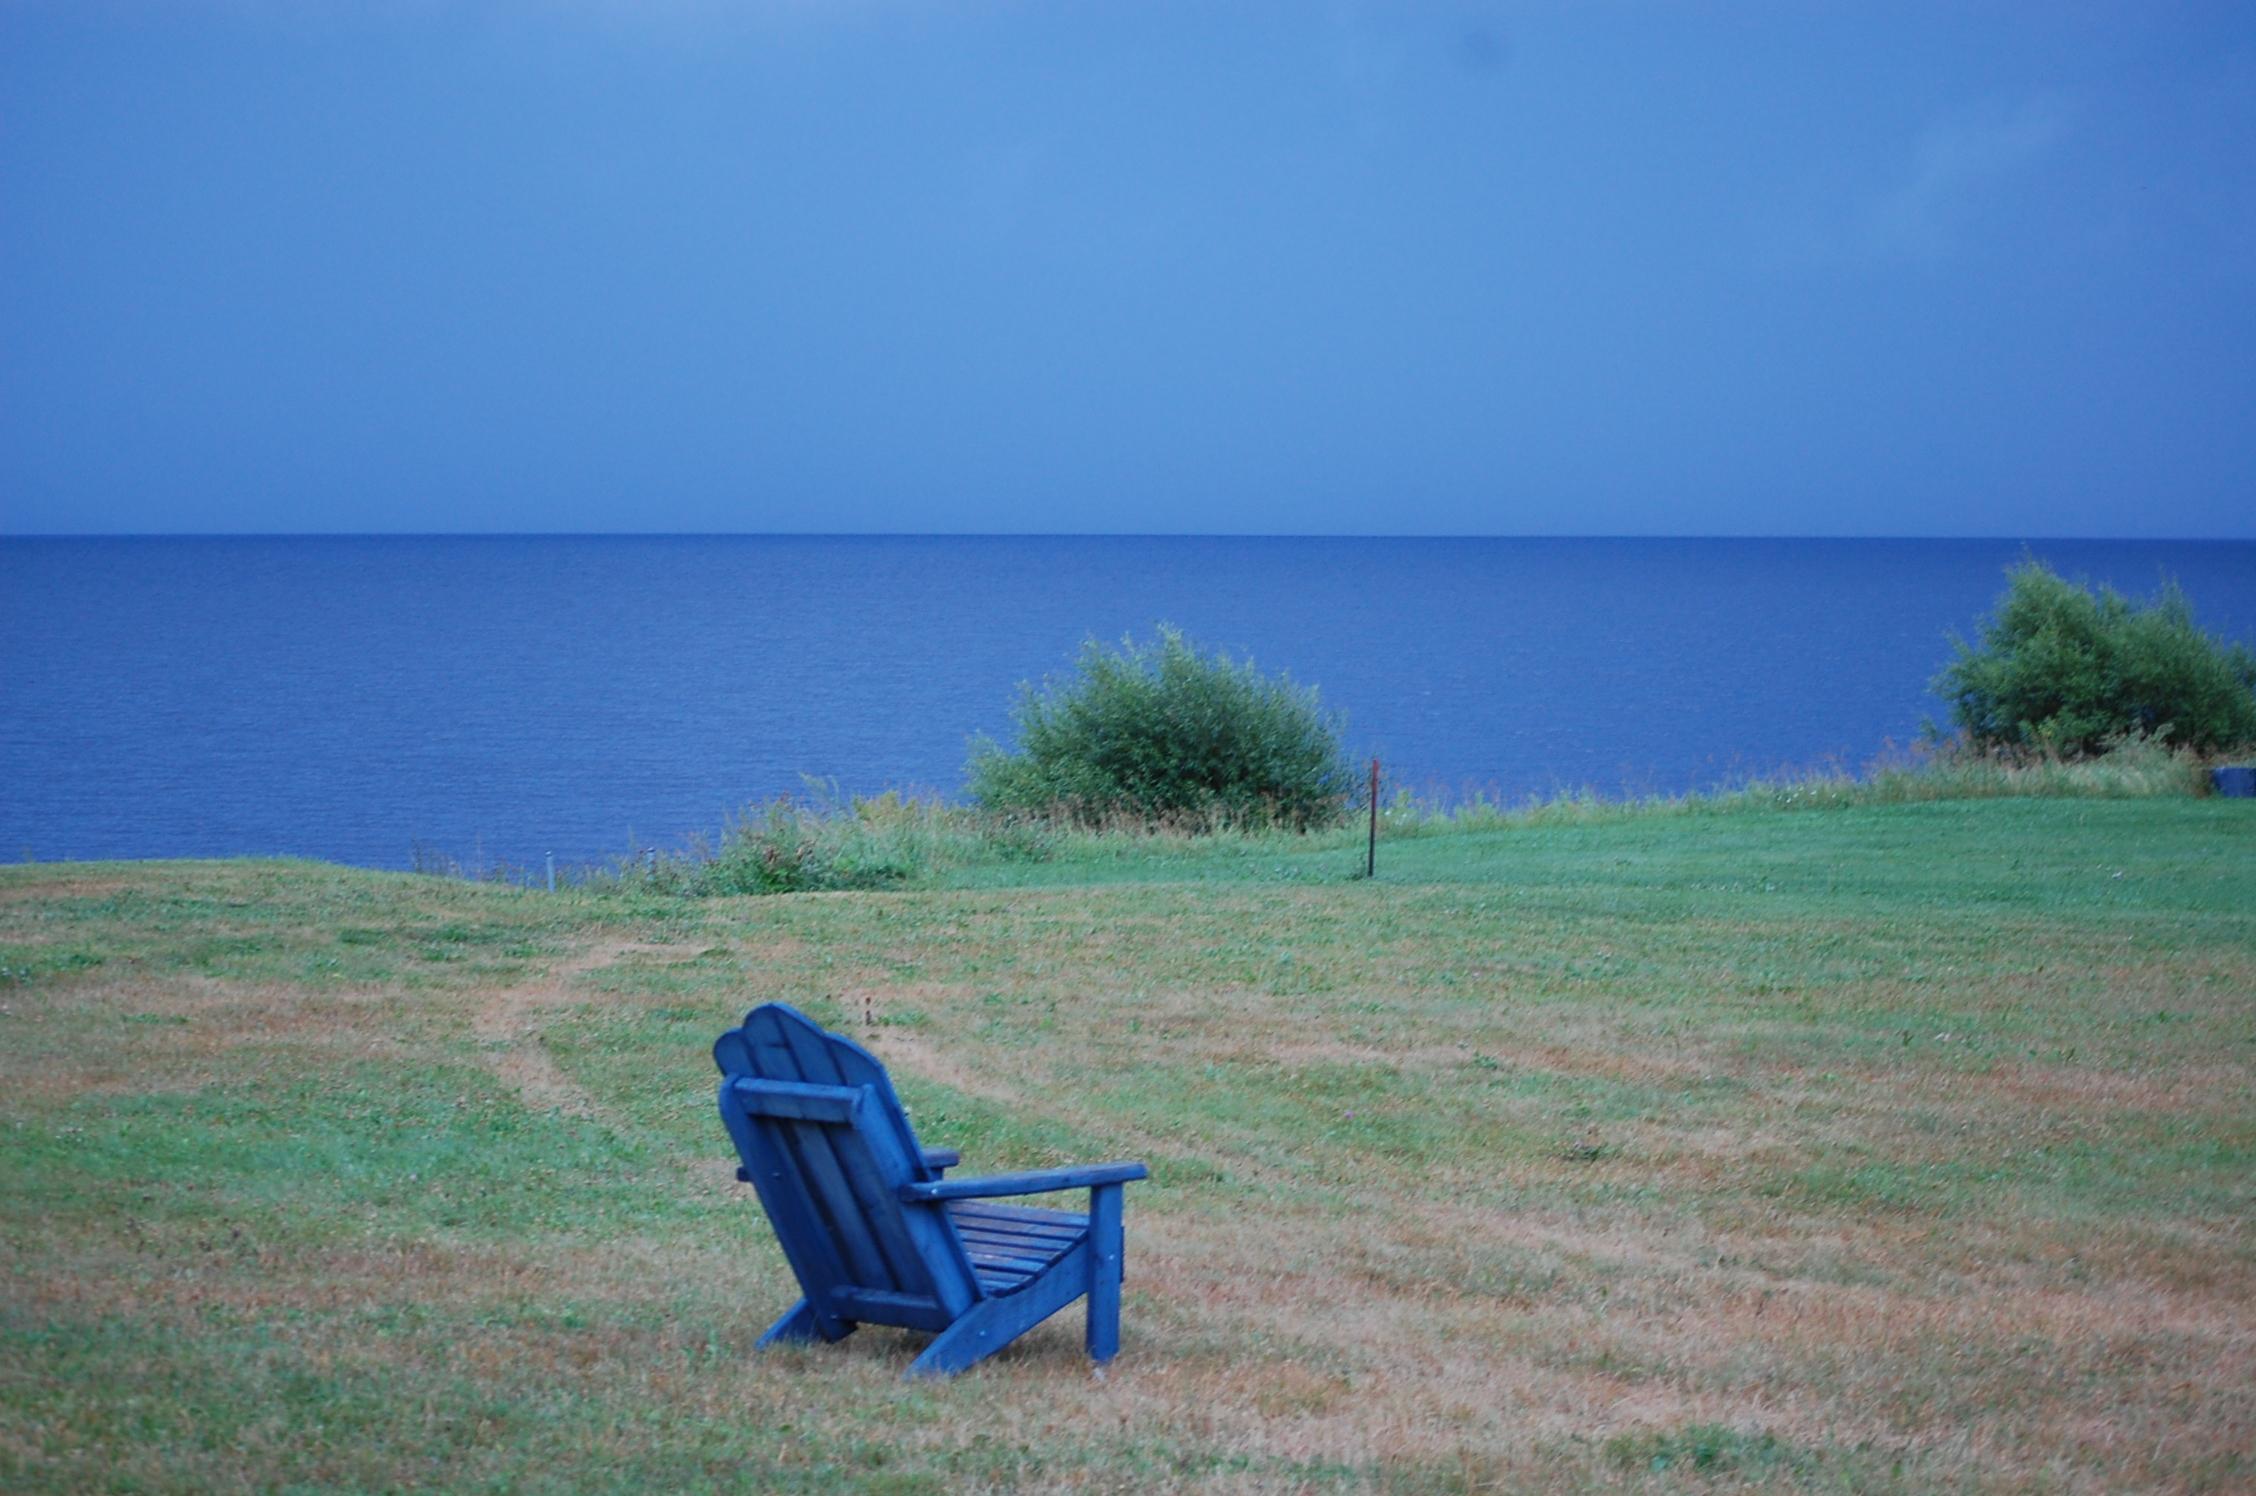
4,535,2252,871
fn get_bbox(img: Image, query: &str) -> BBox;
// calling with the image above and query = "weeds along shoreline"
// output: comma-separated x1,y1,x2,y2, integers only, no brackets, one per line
393,734,2234,896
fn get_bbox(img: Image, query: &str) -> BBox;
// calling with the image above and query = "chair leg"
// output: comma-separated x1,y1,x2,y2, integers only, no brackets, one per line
1086,1182,1124,1363
757,1297,855,1348
906,1255,1091,1378
905,1300,1012,1378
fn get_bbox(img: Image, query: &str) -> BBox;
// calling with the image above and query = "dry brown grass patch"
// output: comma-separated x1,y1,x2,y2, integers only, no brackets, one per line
871,1024,1026,1108
0,877,130,905
472,939,705,1116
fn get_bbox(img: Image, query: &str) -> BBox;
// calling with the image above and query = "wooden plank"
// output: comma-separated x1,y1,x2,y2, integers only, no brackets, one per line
770,1007,963,1306
741,1012,870,1285
744,1009,905,1292
945,1201,1089,1232
906,1244,1094,1377
776,1011,849,1086
722,1014,861,1320
902,1160,1147,1202
824,1120,937,1295
771,1115,896,1290
712,1027,757,1078
966,1256,1038,1278
729,1078,864,1123
765,1007,979,1313
956,1236,1078,1272
720,1107,852,1340
947,1203,1084,1298
963,1244,1058,1274
755,1297,855,1347
749,1034,807,1082
947,1227,1078,1254
1086,1181,1125,1362
817,1024,936,1179
948,1203,1083,1229
950,1214,1085,1243
829,1287,956,1332
790,1007,982,1310
754,1122,861,1306
949,1199,1087,1224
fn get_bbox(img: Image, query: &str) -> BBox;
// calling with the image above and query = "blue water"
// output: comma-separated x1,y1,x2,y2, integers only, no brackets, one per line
4,536,2251,870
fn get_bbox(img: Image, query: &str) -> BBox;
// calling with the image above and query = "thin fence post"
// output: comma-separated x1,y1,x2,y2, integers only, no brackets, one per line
1366,757,1379,879
546,852,556,893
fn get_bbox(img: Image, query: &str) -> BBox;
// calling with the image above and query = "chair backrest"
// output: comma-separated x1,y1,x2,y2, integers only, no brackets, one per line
715,1004,981,1330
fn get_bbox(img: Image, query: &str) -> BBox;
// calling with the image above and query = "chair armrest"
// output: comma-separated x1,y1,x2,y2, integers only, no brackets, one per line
920,1148,961,1173
898,1161,1148,1202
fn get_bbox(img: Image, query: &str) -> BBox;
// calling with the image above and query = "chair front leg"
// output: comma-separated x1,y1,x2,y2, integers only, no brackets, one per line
1085,1181,1125,1363
756,1296,856,1348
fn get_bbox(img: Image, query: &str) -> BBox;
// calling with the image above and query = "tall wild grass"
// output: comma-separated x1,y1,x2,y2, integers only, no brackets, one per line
577,735,2221,896
607,788,1056,896
1387,732,2216,835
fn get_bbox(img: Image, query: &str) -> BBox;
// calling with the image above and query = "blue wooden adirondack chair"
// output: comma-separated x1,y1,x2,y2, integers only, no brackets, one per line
714,1002,1148,1377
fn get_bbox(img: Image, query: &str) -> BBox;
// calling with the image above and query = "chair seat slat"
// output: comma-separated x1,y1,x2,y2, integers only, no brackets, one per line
949,1205,1086,1232
951,1216,1086,1244
946,1201,1089,1231
955,1233,1081,1262
965,1245,1061,1273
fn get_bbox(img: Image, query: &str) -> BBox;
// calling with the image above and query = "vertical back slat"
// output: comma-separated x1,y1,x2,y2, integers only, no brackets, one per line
714,1078,846,1324
744,1012,905,1294
760,1114,896,1289
772,1008,968,1306
819,1115,944,1291
823,1031,941,1183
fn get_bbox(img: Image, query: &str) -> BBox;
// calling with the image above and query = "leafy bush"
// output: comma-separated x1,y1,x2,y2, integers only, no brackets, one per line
1933,561,2256,755
967,627,1353,830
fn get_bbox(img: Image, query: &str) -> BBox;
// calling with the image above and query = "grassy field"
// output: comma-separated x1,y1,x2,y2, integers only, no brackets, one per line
2,798,2251,1492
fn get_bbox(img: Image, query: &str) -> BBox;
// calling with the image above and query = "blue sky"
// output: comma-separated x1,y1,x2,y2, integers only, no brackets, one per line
3,2,2251,537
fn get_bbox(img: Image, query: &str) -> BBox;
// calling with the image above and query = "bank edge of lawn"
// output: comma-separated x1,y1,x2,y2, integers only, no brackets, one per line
1,797,2251,1492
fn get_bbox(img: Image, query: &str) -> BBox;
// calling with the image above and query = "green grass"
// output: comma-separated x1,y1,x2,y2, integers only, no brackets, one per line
2,797,2252,1491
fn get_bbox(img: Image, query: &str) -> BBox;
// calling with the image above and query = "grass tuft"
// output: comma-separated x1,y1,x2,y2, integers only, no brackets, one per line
1604,1424,1806,1477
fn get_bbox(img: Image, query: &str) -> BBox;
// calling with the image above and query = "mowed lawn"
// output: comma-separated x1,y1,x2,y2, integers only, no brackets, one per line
2,799,2251,1492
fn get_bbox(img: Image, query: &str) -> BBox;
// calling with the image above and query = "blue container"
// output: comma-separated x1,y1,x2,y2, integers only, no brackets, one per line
2214,765,2256,798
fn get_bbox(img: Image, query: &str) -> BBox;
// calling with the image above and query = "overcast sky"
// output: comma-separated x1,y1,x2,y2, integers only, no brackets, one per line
3,2,2252,537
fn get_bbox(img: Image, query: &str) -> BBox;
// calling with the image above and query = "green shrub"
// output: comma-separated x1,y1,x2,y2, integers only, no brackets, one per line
966,626,1353,830
1934,561,2256,755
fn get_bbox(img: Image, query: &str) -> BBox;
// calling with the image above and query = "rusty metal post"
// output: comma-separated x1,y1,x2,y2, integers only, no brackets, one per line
1366,757,1379,879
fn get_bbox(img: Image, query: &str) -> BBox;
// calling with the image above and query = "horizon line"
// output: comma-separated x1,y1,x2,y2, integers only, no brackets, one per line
5,530,2253,544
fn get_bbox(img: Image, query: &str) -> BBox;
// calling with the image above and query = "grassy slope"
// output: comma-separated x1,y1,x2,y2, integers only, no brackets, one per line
1,799,2250,1492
